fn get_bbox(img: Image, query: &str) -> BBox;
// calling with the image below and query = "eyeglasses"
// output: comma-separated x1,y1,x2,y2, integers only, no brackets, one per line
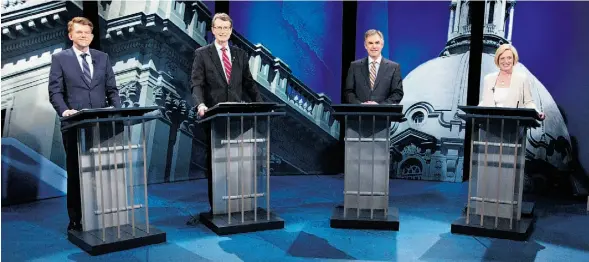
213,26,232,31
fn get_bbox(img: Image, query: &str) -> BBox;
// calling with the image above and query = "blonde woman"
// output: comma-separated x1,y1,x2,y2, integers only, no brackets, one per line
479,44,546,120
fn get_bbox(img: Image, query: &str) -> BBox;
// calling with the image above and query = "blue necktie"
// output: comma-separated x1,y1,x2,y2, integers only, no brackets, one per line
80,53,92,84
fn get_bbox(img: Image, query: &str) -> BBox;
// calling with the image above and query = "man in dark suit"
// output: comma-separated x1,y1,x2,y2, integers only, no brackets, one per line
190,13,263,209
344,29,404,104
48,17,121,231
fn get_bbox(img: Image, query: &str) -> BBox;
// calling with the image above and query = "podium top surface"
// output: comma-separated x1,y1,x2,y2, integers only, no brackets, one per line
332,104,403,115
458,106,540,127
458,106,539,118
199,102,286,123
331,104,405,122
60,106,162,131
61,106,161,122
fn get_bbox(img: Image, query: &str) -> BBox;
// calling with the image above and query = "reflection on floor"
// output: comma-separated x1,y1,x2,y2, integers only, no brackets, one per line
2,175,588,261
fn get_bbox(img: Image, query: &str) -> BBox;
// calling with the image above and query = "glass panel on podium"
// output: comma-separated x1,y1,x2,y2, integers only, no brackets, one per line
63,107,166,255
211,115,269,219
467,117,526,228
197,102,285,235
451,106,539,241
343,115,390,219
329,104,404,231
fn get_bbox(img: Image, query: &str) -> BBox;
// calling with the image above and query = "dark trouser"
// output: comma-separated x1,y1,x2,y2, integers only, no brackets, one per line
63,130,82,224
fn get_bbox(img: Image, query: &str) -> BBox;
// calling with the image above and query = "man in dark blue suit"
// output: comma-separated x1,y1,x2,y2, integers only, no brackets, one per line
48,17,121,231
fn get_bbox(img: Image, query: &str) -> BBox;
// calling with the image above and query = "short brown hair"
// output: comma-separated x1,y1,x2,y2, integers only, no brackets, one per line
364,29,384,41
494,44,519,67
68,17,93,33
212,13,233,28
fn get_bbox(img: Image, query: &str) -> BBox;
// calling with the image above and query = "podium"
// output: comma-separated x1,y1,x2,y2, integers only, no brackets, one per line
451,106,540,241
61,107,166,255
197,102,286,235
329,104,405,230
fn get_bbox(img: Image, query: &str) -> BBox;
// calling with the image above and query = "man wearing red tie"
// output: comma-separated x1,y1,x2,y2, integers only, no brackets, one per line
190,13,263,209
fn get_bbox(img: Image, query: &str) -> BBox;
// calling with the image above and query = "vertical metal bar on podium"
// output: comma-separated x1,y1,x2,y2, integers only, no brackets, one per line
105,123,114,235
343,115,348,218
126,118,136,237
357,115,362,218
370,115,375,219
111,122,121,239
253,116,258,221
495,119,505,228
226,116,231,224
266,115,271,221
384,116,390,217
95,122,106,241
77,128,86,231
466,118,475,224
481,117,490,226
240,116,245,223
121,124,130,228
141,120,150,233
517,127,527,220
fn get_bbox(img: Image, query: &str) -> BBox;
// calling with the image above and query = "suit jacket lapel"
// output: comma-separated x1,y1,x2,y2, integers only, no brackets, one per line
88,49,100,88
208,44,229,87
372,59,389,90
360,57,371,90
68,48,91,88
228,46,239,86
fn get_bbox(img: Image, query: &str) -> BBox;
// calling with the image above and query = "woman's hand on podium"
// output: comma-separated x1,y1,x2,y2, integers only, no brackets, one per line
538,112,546,121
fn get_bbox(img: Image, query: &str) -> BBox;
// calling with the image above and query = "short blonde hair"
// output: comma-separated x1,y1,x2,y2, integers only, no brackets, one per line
364,29,384,41
212,13,233,28
494,44,519,67
68,17,93,33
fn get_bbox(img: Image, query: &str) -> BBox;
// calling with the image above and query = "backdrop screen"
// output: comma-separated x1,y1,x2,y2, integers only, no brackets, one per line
230,1,343,103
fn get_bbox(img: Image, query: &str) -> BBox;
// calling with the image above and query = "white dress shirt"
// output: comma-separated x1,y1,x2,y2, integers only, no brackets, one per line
493,87,510,107
368,55,382,78
72,47,93,78
214,41,232,82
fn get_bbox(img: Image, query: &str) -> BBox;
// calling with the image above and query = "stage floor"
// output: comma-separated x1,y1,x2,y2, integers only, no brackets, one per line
2,175,588,261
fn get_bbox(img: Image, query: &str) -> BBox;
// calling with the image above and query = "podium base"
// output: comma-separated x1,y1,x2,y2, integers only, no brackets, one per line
521,201,535,217
199,208,284,235
67,224,166,256
463,201,535,218
451,215,535,241
329,205,399,231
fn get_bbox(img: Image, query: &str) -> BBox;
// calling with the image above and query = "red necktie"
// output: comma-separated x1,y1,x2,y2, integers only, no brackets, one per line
221,47,232,83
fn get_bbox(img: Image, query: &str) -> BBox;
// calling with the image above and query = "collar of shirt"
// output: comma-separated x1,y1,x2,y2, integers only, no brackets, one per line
214,41,230,54
368,56,382,65
73,47,91,59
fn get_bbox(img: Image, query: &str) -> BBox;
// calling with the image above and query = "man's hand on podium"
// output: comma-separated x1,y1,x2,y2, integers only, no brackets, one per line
362,101,378,105
62,109,78,117
197,104,208,118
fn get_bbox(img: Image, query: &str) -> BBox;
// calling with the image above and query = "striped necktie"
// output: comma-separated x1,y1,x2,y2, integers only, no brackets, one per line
369,61,377,89
221,47,232,83
80,53,92,84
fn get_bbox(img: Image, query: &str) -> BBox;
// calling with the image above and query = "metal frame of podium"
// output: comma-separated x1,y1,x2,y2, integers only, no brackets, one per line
61,107,166,255
451,106,540,241
197,102,286,235
329,104,405,230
